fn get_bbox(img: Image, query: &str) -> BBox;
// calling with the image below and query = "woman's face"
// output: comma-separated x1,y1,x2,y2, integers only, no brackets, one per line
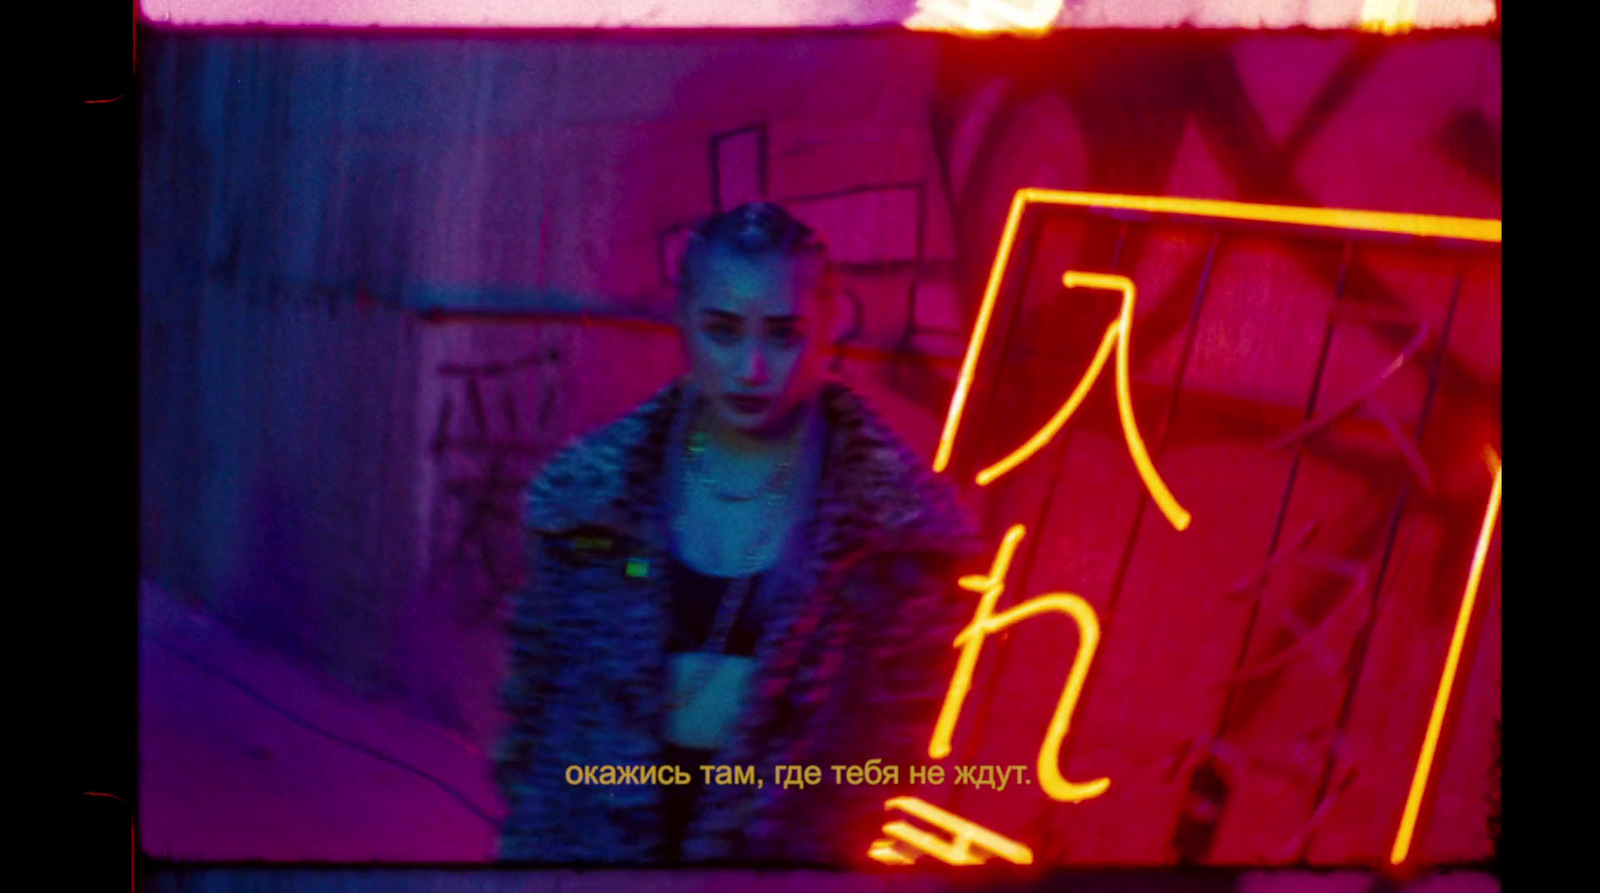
678,246,833,438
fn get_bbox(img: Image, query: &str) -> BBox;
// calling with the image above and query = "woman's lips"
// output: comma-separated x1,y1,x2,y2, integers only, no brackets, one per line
725,395,773,415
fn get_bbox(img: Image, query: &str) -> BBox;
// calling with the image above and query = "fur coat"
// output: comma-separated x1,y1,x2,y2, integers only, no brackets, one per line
496,379,982,865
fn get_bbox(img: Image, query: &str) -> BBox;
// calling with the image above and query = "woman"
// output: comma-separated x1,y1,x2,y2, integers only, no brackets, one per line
495,202,981,865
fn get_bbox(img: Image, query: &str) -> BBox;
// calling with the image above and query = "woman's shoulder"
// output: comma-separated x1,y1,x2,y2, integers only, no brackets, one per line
524,381,683,533
819,383,980,557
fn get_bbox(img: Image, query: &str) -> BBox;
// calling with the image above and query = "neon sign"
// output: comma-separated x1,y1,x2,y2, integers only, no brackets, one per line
975,271,1190,531
931,190,1499,480
929,524,1109,803
1390,457,1501,865
877,189,1501,867
874,795,1035,865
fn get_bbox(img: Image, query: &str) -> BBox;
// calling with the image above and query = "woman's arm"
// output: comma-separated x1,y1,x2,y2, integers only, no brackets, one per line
815,549,975,864
493,532,560,856
853,550,972,745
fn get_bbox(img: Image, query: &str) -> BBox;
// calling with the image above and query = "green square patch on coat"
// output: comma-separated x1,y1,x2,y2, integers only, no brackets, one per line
625,558,650,578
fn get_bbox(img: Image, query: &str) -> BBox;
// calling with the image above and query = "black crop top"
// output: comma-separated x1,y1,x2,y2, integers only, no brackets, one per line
667,557,764,656
659,556,765,860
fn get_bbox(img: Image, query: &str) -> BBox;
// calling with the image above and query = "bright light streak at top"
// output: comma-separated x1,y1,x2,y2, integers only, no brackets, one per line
137,1,914,28
1361,0,1420,33
138,0,1496,29
904,0,1062,34
1359,0,1498,34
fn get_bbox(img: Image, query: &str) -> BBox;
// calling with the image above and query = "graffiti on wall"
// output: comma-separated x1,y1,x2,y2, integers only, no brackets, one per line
429,343,566,622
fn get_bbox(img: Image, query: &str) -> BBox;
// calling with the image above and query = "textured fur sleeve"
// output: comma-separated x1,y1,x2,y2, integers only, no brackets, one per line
493,530,559,855
812,548,975,865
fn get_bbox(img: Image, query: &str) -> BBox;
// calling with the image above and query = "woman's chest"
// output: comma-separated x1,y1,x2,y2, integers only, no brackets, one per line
670,493,803,577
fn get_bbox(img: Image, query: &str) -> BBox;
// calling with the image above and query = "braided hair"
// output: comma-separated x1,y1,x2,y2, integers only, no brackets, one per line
678,202,838,307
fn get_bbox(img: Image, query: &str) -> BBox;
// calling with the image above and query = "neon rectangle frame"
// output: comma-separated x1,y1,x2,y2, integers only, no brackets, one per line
934,189,1501,476
930,188,1499,869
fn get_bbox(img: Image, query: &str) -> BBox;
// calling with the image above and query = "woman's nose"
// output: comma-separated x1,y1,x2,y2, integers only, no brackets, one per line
738,344,769,384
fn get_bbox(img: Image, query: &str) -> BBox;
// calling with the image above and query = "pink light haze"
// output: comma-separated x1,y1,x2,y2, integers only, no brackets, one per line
138,0,1496,29
139,0,919,28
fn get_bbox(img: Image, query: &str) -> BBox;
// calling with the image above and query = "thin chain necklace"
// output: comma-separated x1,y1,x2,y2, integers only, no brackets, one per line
685,419,803,503
667,405,804,711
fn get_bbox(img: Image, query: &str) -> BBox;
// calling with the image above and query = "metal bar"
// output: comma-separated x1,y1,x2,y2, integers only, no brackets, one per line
709,128,722,212
901,179,930,348
416,308,674,331
1297,255,1469,861
710,121,769,212
778,180,927,206
1101,229,1223,620
1162,238,1356,861
758,122,770,200
419,306,972,372
1211,239,1356,738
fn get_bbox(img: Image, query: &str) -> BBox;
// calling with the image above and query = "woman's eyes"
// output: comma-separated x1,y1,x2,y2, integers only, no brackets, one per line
767,325,802,346
702,323,803,346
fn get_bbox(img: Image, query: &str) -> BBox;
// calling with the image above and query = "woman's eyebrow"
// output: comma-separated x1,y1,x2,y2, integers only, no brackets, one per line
763,315,802,324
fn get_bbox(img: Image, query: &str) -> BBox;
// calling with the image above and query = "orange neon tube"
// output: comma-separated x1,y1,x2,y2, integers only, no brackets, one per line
868,839,917,864
935,190,1028,474
1390,461,1501,865
1010,189,1501,243
930,524,1026,759
873,796,1035,865
974,271,1191,531
934,190,1500,482
974,321,1117,485
930,524,1110,803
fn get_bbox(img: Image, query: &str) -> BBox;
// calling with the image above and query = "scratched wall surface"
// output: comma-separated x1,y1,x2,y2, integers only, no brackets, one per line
138,26,1499,867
